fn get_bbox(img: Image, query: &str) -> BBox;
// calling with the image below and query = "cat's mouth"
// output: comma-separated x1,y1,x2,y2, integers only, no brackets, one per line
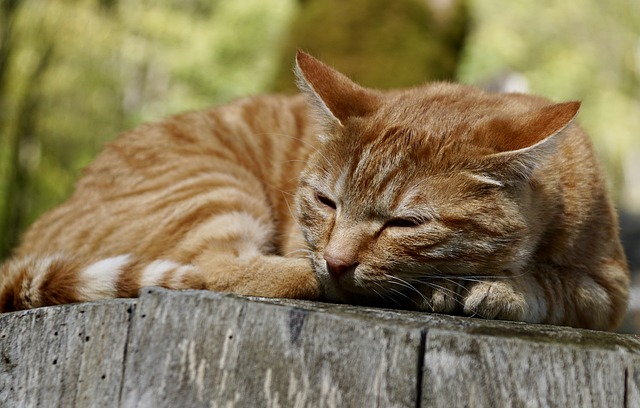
312,257,398,305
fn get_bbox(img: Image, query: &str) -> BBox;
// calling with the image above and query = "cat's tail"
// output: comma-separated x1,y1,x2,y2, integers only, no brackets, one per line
0,253,205,313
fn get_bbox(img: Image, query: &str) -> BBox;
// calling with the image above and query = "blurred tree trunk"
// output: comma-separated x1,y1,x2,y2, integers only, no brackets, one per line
0,0,20,121
0,42,55,260
0,0,22,260
271,0,469,92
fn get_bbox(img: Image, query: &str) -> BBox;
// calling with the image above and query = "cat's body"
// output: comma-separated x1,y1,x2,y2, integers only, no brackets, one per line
1,94,320,306
0,52,629,330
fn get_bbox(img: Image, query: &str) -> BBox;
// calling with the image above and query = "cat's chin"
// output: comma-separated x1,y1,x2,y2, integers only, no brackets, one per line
321,286,405,309
318,276,389,307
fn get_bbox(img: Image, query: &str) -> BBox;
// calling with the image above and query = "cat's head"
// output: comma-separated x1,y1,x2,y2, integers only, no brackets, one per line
293,51,579,307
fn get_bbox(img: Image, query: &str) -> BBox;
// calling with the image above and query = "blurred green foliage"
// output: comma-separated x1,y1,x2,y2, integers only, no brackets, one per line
1,0,639,261
0,0,296,258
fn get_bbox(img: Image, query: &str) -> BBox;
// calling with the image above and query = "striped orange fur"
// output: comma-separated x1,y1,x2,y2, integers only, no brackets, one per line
0,52,629,330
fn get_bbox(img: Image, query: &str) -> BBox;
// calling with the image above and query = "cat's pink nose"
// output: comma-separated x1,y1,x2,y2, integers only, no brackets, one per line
324,253,358,278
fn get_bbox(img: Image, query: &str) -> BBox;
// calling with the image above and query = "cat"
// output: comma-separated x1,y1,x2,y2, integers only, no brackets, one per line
0,51,629,330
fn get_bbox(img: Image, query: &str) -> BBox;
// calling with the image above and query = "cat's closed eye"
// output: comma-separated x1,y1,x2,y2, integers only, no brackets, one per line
384,218,422,228
316,193,337,210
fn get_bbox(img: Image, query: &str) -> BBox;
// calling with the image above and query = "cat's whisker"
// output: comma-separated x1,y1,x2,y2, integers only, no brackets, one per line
383,274,429,305
278,189,296,197
440,277,470,294
393,274,469,309
368,282,394,304
418,272,469,293
394,274,458,295
366,281,397,305
282,248,313,258
377,284,417,307
420,282,469,310
427,272,527,283
285,248,312,255
369,288,384,302
374,278,425,309
282,192,302,230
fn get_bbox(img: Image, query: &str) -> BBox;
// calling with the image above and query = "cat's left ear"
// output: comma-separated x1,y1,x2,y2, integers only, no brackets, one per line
295,51,382,129
482,101,581,180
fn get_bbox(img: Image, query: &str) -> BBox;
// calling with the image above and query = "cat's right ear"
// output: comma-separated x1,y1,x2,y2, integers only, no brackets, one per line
481,101,581,182
295,51,382,129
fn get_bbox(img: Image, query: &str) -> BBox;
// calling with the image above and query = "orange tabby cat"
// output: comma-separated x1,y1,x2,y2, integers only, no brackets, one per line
0,52,629,330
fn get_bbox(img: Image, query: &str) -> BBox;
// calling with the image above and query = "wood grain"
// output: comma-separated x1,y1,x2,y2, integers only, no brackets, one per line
0,299,135,408
1,288,639,407
422,329,630,407
120,289,422,407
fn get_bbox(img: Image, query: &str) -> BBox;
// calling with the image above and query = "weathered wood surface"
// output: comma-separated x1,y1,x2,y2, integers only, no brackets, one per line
0,299,135,407
1,288,640,408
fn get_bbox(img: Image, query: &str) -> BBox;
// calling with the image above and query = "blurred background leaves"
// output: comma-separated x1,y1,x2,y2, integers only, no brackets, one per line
1,0,639,328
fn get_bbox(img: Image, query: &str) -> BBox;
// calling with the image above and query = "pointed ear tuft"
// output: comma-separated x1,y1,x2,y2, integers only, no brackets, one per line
481,101,581,182
480,101,580,154
515,100,580,150
294,50,381,127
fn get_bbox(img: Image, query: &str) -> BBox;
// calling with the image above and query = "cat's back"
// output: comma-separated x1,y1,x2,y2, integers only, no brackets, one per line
82,94,311,190
17,94,315,258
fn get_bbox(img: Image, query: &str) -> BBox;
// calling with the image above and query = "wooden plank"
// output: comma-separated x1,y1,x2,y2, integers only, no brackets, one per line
626,359,640,407
119,288,423,408
2,288,640,408
0,300,136,408
421,328,630,408
295,302,640,408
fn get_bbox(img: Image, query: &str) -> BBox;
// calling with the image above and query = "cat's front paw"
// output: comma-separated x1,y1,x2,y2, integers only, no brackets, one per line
409,280,460,314
462,280,527,322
